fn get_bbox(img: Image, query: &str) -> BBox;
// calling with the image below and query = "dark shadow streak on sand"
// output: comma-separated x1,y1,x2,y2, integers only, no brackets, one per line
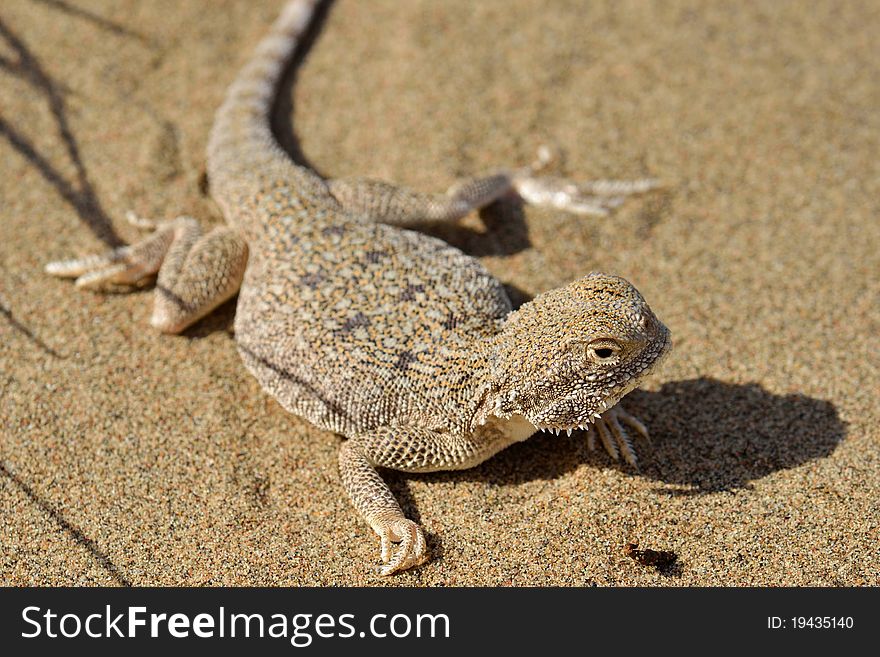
0,462,132,586
0,300,64,358
31,0,150,43
0,17,123,247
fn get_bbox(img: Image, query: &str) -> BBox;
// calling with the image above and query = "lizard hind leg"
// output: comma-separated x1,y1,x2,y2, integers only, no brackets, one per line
328,145,659,227
46,214,248,334
511,145,660,217
328,174,514,227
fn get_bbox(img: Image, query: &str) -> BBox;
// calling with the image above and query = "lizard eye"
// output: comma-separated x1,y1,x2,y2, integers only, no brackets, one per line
585,340,621,363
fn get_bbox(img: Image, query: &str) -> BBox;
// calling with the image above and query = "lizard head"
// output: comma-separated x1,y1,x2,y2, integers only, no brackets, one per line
489,273,671,433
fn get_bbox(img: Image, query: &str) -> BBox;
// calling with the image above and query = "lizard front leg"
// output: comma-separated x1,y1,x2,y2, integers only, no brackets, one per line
339,428,500,576
46,214,248,333
586,405,651,467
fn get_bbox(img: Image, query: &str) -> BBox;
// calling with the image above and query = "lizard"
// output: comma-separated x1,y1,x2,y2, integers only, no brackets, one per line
45,0,672,576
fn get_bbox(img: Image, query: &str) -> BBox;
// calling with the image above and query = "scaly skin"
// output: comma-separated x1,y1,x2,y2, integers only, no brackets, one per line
46,0,671,576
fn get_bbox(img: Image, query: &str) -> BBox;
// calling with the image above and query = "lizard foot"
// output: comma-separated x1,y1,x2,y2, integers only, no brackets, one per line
44,213,189,290
513,146,659,216
375,518,428,576
585,405,650,467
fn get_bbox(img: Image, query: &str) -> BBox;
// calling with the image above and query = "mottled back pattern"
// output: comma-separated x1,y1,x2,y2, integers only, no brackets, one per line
236,207,511,437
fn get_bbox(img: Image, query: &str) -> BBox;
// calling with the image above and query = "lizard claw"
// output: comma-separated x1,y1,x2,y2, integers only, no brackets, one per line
375,518,428,576
585,405,651,467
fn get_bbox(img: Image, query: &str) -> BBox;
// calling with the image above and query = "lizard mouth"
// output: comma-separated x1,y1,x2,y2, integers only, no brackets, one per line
531,407,604,436
528,393,613,436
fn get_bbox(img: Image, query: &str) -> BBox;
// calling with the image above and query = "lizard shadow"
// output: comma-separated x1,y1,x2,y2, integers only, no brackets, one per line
392,377,845,497
621,378,846,495
182,295,239,338
272,0,336,176
419,199,532,258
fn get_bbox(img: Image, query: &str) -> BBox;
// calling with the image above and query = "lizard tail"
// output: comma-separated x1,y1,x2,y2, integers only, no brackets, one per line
206,0,321,186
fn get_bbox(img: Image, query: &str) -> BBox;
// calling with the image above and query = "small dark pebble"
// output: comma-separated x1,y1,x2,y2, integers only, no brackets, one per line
625,541,678,570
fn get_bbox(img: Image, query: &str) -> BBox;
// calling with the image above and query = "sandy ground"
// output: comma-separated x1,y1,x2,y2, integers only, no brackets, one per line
1,0,878,586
